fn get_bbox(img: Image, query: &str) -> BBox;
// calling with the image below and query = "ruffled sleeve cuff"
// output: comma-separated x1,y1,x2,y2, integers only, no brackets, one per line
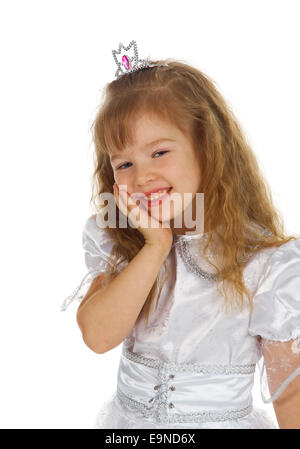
257,337,300,404
60,214,120,312
60,267,106,312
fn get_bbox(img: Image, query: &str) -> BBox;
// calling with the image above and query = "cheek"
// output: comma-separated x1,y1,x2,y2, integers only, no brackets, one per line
114,171,127,183
186,157,201,185
113,172,134,192
161,161,179,178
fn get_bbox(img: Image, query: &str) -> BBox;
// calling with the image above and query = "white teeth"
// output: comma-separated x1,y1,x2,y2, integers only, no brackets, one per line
146,188,169,200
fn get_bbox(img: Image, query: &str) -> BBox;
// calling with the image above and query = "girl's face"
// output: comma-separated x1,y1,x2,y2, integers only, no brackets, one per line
109,114,201,234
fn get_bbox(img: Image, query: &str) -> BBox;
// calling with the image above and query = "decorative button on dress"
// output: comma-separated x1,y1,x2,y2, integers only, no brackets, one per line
61,214,300,429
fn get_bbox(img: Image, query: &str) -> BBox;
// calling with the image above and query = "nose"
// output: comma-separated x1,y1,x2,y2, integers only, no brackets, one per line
135,163,157,188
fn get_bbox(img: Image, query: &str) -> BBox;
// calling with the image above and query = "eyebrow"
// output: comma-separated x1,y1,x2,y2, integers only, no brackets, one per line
110,138,176,162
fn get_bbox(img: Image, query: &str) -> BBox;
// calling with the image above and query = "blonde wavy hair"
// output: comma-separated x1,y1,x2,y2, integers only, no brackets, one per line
89,59,299,326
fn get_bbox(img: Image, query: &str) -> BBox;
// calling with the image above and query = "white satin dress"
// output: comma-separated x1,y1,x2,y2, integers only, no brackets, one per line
61,214,300,429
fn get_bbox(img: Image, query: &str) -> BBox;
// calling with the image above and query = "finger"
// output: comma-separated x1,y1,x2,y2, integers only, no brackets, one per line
114,184,129,218
114,185,161,229
128,197,162,230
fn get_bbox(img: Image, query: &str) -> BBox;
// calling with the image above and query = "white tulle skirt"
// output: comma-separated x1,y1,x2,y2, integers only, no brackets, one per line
93,392,277,429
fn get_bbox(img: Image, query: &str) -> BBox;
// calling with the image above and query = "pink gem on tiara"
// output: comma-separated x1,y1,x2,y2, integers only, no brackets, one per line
112,40,169,79
122,55,130,70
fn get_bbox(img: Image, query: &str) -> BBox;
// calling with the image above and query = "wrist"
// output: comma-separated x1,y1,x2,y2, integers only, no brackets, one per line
144,240,173,258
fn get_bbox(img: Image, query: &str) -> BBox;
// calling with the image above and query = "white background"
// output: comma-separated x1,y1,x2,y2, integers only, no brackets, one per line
0,0,299,429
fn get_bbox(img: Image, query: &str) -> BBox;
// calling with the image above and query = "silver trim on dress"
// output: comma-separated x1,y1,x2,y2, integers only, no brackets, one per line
172,225,272,282
118,347,255,424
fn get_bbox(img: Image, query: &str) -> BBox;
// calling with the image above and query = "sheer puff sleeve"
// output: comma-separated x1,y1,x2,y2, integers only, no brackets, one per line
249,239,300,404
61,214,123,312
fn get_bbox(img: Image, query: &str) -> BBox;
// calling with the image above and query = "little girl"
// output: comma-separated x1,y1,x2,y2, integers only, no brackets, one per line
61,40,300,429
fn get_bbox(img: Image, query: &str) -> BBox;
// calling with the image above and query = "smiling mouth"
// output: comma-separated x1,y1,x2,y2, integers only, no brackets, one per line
141,187,173,207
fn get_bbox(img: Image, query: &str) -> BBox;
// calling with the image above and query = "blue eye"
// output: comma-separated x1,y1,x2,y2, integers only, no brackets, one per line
154,150,168,158
116,150,168,170
117,162,131,170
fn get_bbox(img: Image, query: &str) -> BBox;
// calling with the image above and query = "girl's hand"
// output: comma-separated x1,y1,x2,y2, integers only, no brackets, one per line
113,183,173,252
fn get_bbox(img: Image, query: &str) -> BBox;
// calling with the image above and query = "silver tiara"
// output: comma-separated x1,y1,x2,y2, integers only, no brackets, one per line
112,40,168,79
